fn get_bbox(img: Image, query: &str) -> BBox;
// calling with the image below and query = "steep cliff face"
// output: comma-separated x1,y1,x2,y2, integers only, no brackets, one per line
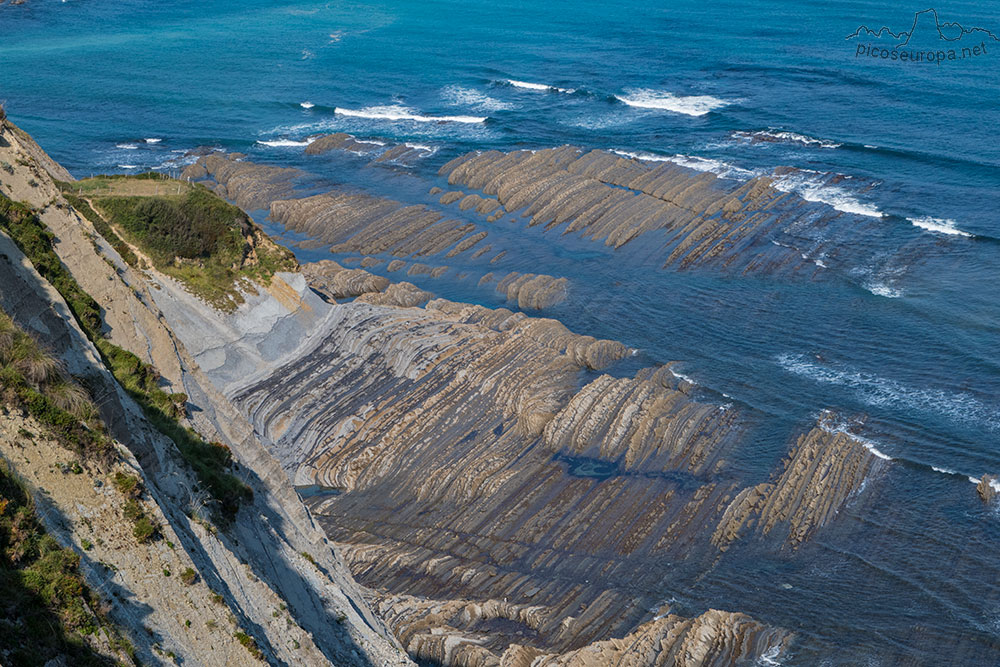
0,116,408,666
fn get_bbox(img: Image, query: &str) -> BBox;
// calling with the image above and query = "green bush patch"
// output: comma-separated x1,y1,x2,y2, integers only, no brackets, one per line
64,176,296,312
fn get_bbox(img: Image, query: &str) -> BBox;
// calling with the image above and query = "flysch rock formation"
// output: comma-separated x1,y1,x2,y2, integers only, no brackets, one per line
204,266,884,663
184,153,571,310
225,295,778,660
174,142,892,665
495,272,569,311
0,117,409,666
303,259,392,299
976,474,998,504
438,147,849,274
373,594,790,667
712,424,883,551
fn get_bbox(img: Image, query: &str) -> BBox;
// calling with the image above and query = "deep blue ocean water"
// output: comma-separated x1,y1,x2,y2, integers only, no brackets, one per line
3,1,1000,663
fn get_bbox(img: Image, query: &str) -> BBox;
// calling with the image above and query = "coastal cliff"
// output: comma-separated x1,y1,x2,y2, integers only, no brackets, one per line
0,115,408,666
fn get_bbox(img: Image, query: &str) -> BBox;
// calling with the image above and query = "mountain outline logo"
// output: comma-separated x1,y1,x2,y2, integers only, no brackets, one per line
846,8,999,46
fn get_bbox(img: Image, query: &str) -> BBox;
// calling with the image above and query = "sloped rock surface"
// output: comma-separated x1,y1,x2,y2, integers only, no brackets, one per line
713,423,881,550
303,259,391,299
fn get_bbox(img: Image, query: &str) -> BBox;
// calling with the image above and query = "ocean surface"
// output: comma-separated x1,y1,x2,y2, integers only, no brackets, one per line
2,0,1000,663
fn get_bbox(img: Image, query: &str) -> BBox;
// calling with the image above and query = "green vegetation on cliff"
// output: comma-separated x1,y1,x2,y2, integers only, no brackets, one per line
0,311,109,460
0,459,133,666
0,193,251,520
59,175,296,312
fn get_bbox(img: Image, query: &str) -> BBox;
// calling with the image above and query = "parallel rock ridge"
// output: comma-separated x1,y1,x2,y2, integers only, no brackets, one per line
713,424,882,551
225,268,882,663
375,594,791,667
439,147,816,272
171,140,885,663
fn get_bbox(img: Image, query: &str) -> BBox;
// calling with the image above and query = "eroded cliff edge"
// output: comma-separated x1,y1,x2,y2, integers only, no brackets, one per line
0,114,408,665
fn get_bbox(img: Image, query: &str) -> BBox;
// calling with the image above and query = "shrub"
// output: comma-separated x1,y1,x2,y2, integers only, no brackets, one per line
234,631,264,660
0,460,126,664
133,517,158,543
112,471,142,499
0,311,108,459
180,567,197,585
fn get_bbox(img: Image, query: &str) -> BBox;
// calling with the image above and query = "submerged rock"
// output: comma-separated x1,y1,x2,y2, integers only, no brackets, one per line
977,474,998,504
495,271,569,310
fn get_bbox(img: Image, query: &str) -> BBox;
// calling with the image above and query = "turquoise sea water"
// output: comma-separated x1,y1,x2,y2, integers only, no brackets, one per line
3,1,1000,663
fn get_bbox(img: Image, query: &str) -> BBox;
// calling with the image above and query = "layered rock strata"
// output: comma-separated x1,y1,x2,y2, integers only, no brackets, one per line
157,141,885,664
713,424,882,551
438,147,826,273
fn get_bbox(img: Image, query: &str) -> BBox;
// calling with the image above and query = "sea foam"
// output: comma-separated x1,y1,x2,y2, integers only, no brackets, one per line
334,104,485,124
612,150,758,180
816,416,893,461
615,89,730,116
777,353,1000,431
443,85,514,111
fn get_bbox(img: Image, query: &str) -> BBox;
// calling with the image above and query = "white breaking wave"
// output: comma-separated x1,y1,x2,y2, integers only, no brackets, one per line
777,354,1000,431
612,149,673,162
735,129,841,149
506,79,575,94
116,143,138,150
300,101,315,109
772,171,883,218
613,150,759,180
615,89,731,116
256,138,314,147
816,417,893,461
144,138,162,144
404,142,435,153
931,465,957,474
668,367,698,385
663,154,759,180
442,85,514,111
117,164,138,169
969,476,1000,494
334,104,486,124
863,282,903,298
908,216,972,238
